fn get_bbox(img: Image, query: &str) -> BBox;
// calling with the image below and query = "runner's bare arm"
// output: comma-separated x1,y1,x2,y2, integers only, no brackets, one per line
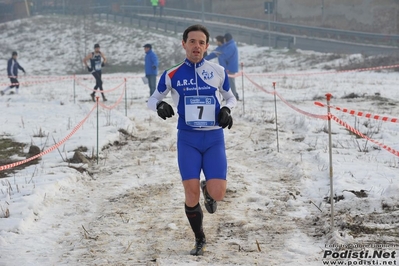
101,52,107,64
82,53,92,67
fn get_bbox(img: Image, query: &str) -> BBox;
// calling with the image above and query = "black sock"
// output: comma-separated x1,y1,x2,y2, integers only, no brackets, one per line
185,203,205,240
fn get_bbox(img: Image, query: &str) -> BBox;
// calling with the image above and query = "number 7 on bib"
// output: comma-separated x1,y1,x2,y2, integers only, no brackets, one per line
185,96,216,127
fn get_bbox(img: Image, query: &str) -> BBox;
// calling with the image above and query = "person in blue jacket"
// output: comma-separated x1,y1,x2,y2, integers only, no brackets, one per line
147,24,237,256
205,33,239,100
143,43,159,96
204,35,225,68
1,51,25,96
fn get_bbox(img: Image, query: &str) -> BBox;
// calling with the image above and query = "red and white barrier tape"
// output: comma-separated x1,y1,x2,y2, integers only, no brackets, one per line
227,72,243,78
1,75,71,80
246,63,399,78
276,91,328,120
0,104,97,172
98,84,126,110
76,75,143,80
244,73,328,120
243,73,273,94
329,114,399,157
74,78,125,93
315,102,399,123
0,76,72,87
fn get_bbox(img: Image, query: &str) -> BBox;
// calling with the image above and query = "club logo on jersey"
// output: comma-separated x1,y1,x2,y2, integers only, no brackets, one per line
202,70,214,80
176,79,195,86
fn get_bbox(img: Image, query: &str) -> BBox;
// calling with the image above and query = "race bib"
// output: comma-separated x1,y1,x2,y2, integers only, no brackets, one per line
95,61,101,71
185,96,216,127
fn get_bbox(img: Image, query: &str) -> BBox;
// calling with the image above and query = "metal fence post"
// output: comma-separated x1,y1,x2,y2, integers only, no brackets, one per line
73,75,76,104
124,78,127,117
96,96,100,165
273,82,279,153
326,93,334,230
241,62,245,115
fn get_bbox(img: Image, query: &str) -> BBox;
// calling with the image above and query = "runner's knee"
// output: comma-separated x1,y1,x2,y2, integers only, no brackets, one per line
206,180,226,201
183,180,201,207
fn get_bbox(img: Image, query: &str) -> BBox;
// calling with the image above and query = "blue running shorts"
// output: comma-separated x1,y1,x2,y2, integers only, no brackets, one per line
177,129,227,181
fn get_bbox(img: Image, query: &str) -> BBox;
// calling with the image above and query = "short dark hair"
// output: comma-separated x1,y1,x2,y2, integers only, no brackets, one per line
12,51,18,56
183,24,210,43
215,35,225,44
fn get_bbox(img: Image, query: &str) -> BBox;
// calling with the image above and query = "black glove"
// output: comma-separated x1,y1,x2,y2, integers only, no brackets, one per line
87,67,92,72
101,62,105,67
156,101,174,120
218,107,233,129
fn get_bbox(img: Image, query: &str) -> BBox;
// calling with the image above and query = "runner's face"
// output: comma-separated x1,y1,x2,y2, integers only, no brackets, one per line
182,31,209,63
95,47,100,53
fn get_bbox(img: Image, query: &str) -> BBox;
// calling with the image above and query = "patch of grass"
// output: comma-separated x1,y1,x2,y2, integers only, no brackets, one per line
324,194,345,203
33,128,47,138
344,224,377,236
312,94,325,101
0,138,25,161
337,54,399,72
292,136,305,142
341,92,363,99
74,146,88,152
0,138,38,179
382,201,399,211
366,94,388,101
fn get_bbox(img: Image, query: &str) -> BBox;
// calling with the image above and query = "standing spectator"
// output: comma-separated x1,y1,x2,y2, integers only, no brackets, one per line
222,33,239,100
144,43,159,96
159,0,165,17
147,24,237,256
205,33,240,100
205,35,226,69
1,51,25,96
151,0,159,16
83,43,108,102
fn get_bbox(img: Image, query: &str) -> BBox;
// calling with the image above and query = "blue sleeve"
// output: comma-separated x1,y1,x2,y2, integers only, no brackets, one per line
148,71,169,111
205,52,217,60
222,70,230,92
218,54,228,69
157,71,167,93
222,44,233,62
17,63,25,72
151,52,158,67
7,59,12,76
205,46,223,61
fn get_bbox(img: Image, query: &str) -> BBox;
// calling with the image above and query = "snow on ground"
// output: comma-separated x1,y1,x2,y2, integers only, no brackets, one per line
1,15,399,265
0,15,185,75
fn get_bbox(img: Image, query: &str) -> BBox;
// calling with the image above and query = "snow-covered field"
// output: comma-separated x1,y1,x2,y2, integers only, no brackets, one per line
0,15,398,265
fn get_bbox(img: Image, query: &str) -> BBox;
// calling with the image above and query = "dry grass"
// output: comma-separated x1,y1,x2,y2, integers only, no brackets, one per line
337,54,399,72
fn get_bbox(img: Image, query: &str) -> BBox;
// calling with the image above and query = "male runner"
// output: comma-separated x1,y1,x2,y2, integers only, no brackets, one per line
147,24,237,256
83,43,107,102
1,51,25,96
